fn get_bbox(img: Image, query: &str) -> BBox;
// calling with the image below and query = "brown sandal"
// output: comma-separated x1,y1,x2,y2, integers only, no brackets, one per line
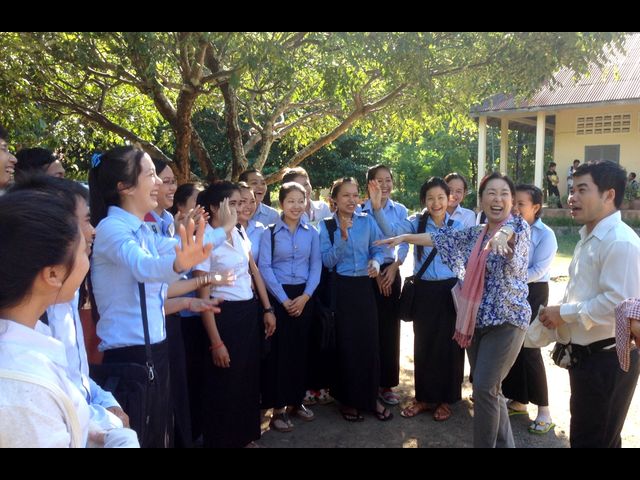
399,400,435,418
433,403,452,422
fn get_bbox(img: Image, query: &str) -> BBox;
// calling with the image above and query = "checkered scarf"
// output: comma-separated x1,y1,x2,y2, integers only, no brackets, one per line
614,298,640,372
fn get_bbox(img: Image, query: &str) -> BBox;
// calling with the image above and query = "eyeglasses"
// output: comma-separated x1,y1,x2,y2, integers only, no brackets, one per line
162,178,178,185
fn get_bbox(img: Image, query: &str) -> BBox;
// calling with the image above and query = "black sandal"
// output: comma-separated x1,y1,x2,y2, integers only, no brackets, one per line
375,407,394,422
341,409,365,422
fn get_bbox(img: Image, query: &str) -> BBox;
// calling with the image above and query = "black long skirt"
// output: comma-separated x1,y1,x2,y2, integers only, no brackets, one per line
166,312,192,448
413,278,464,404
502,282,550,406
331,274,380,412
202,298,261,448
261,284,313,409
372,263,401,388
180,313,207,443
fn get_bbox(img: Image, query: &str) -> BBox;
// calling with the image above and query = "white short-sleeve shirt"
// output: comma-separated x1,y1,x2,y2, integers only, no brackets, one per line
195,224,254,301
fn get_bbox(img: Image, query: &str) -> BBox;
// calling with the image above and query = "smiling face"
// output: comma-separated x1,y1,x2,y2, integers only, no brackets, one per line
514,190,539,225
56,227,90,304
75,197,95,256
425,186,449,222
568,173,615,232
373,168,393,203
45,160,66,179
238,188,257,224
156,166,177,211
246,171,267,204
481,178,513,226
120,153,162,218
281,188,306,223
334,182,359,216
0,140,16,188
447,178,466,211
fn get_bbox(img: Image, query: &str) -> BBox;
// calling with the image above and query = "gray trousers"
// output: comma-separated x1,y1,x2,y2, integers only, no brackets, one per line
468,323,526,448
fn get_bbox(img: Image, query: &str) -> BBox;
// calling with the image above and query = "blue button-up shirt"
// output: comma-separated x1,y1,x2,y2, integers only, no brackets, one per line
91,206,224,350
449,204,477,228
379,211,462,281
147,209,175,237
246,218,267,263
360,199,409,265
527,218,558,283
319,212,385,276
258,217,322,304
253,202,280,227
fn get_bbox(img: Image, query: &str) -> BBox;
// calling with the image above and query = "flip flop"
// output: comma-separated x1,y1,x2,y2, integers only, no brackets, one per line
400,400,434,418
528,420,555,435
508,407,529,417
375,407,394,422
433,403,452,422
341,409,365,422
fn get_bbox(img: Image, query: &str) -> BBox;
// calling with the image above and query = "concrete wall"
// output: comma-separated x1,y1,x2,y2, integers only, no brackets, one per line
553,103,640,197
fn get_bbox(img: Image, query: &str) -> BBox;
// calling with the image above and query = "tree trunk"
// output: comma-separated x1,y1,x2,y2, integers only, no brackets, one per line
219,81,248,181
174,89,197,183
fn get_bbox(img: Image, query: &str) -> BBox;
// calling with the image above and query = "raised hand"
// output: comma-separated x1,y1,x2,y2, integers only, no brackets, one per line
339,217,352,241
218,197,238,233
368,180,383,211
173,216,213,273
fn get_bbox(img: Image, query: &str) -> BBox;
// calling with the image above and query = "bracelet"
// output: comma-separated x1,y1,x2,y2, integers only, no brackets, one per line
263,306,275,314
209,342,225,351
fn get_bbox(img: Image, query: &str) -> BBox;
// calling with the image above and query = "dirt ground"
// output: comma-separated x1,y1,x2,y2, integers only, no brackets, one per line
257,254,640,448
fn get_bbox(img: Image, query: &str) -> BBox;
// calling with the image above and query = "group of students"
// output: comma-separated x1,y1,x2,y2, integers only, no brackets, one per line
1,118,639,448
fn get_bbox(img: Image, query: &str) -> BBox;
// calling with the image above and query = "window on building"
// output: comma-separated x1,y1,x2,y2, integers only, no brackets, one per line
577,114,631,135
585,145,620,163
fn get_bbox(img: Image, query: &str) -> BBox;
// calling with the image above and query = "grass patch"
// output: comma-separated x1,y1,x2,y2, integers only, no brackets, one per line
556,231,580,259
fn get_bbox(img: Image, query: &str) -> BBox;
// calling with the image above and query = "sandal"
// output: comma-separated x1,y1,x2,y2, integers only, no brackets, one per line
288,404,315,422
375,406,394,422
341,408,365,422
378,388,400,406
269,412,293,432
433,403,452,422
528,419,555,435
316,389,334,405
400,400,435,418
303,390,318,406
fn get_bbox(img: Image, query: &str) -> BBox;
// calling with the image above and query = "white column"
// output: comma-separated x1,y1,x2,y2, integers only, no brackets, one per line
534,112,546,188
477,116,487,196
500,118,509,175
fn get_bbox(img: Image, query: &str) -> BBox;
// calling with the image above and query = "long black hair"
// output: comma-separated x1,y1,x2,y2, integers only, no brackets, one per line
0,190,80,310
199,180,241,222
88,146,146,227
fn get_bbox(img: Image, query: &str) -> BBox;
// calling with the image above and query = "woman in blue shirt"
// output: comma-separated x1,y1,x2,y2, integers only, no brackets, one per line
237,181,267,263
370,177,465,422
89,146,222,448
319,177,392,422
377,173,531,448
259,182,322,431
502,185,557,434
361,164,408,406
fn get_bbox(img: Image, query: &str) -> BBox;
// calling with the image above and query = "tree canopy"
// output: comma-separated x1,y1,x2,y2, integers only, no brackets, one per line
0,32,627,183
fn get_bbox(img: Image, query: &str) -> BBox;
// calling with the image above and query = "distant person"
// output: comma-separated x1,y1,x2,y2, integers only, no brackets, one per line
626,172,639,201
239,168,280,225
0,124,16,192
540,160,640,448
545,162,562,207
15,147,65,179
445,173,476,228
567,159,580,193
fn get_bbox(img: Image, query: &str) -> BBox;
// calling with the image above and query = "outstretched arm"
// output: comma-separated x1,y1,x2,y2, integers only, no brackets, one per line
375,232,433,248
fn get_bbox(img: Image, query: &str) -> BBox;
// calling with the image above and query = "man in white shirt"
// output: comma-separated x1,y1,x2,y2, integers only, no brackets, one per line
540,160,640,448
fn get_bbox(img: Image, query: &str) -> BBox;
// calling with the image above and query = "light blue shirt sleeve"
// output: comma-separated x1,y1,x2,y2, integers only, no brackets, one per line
368,215,386,267
89,377,119,409
528,220,558,283
304,231,322,297
258,227,290,304
319,217,347,271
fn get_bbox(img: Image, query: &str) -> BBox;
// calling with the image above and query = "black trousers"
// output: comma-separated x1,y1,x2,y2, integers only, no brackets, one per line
166,313,192,448
103,340,170,448
569,348,640,448
502,282,549,406
547,186,562,207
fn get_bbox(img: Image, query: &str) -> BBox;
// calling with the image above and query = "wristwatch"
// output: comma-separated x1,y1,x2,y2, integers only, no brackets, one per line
263,306,275,314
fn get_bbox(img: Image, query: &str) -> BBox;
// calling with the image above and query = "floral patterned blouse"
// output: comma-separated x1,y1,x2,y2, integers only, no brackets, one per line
432,215,531,330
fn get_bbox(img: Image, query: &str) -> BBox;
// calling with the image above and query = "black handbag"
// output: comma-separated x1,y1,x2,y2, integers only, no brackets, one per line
311,218,338,351
397,216,453,322
90,283,154,445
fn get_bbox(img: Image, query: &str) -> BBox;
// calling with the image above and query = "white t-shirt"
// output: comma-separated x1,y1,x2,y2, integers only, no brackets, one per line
195,224,254,301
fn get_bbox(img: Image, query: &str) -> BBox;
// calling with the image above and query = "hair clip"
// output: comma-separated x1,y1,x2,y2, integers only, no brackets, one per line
91,153,103,168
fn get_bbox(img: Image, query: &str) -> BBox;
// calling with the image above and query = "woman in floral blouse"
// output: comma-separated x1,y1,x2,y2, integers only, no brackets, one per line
377,172,530,448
